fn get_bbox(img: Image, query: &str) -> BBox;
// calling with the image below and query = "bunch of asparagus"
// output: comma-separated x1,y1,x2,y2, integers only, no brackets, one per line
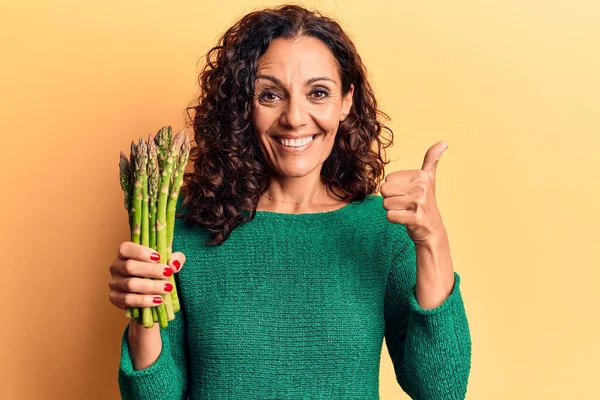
118,126,190,328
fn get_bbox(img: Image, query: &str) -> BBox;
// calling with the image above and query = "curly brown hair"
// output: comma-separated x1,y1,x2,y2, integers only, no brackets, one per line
179,4,394,246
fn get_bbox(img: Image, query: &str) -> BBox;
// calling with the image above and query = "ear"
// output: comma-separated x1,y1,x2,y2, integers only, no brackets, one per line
340,83,354,122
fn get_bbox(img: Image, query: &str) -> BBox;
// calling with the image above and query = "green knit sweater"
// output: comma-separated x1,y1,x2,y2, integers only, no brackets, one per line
118,194,471,399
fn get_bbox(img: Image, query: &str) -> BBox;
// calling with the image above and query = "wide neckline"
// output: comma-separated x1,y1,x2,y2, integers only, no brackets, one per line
252,194,376,220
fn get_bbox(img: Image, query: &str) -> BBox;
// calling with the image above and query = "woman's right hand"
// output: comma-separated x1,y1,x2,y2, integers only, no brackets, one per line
109,241,186,370
108,241,185,311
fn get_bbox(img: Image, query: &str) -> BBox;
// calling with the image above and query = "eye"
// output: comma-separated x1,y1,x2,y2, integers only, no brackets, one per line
258,91,280,103
310,88,331,100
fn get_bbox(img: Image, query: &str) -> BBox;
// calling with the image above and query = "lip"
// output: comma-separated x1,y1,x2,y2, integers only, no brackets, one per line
273,134,319,153
274,134,315,140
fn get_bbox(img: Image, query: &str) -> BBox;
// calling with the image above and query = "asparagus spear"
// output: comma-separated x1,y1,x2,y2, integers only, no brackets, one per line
118,152,133,231
146,135,160,327
156,127,181,328
156,130,186,324
154,126,172,172
128,141,141,319
166,131,190,312
119,152,135,320
139,138,150,248
134,139,154,328
152,306,158,323
147,136,159,251
130,143,143,244
166,132,190,260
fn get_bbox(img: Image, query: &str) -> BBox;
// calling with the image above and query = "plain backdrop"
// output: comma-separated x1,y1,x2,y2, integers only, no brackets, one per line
1,0,599,399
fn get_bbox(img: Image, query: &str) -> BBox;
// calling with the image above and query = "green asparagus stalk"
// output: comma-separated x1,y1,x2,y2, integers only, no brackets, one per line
119,153,139,319
142,133,169,328
131,142,143,244
119,155,134,321
166,132,190,312
139,138,149,248
156,130,186,324
118,152,133,231
154,126,172,172
128,141,141,320
146,135,160,327
147,136,159,250
135,139,155,328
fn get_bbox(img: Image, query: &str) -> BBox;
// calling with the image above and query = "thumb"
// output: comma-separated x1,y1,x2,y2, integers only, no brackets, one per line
421,141,449,189
168,252,186,273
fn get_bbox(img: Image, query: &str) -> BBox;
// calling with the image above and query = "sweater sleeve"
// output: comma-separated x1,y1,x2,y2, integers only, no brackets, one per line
117,272,190,400
383,224,472,400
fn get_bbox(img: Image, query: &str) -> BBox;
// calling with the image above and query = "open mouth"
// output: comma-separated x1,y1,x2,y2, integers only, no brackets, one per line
273,134,320,152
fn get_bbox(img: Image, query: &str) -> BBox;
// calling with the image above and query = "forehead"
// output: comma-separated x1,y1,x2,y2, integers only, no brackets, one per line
256,36,339,82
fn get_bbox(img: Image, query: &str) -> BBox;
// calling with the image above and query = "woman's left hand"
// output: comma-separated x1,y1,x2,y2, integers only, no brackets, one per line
380,141,449,246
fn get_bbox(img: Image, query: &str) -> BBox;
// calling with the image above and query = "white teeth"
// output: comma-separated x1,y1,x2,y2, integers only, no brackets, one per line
277,135,315,148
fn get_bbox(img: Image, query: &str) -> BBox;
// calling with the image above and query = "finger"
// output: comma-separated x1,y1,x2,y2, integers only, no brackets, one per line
421,141,448,173
380,180,412,198
382,195,414,212
384,170,422,183
117,241,161,263
110,258,174,279
109,276,174,295
168,252,186,273
109,290,166,310
386,209,417,225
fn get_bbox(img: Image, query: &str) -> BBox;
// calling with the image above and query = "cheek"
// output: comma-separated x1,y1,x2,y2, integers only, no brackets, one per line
311,106,340,134
251,105,273,135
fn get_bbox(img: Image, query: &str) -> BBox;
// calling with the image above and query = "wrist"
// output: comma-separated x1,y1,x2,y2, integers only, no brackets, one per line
127,320,161,370
415,230,448,250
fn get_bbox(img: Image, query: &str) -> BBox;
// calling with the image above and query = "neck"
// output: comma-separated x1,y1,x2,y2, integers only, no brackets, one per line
257,175,336,212
262,179,325,203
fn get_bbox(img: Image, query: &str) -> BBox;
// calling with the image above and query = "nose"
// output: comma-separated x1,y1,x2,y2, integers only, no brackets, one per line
279,95,308,129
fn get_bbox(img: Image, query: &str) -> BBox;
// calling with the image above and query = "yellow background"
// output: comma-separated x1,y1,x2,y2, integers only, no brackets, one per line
2,0,598,398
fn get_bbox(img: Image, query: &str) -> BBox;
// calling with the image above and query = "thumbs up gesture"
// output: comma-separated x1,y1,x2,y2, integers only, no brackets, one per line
380,141,449,246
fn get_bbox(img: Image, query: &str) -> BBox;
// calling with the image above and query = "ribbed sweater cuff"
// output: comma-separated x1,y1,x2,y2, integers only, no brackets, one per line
408,271,462,316
118,324,182,399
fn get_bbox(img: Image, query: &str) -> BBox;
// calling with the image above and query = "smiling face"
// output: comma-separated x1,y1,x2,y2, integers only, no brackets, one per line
251,35,354,179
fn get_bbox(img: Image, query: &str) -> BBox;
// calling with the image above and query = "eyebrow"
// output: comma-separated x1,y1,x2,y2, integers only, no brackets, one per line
255,74,337,86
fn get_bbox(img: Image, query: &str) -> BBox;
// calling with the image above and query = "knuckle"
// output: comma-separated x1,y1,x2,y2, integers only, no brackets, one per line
415,211,424,224
386,210,393,222
124,259,134,275
382,198,389,209
124,278,136,292
122,292,134,306
108,292,122,309
118,242,128,260
380,182,387,194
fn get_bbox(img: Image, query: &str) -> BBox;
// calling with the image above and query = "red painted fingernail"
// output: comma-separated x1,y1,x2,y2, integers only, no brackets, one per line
163,267,173,277
164,283,173,292
153,296,163,304
173,260,181,271
150,253,160,262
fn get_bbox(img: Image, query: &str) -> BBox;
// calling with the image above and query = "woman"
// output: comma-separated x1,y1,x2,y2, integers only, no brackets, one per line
110,4,472,399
